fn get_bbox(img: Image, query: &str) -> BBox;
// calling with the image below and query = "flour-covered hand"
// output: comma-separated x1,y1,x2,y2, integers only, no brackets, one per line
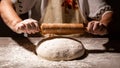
15,19,39,34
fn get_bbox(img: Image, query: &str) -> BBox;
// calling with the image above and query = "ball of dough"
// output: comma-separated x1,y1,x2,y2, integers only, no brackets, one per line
36,38,85,61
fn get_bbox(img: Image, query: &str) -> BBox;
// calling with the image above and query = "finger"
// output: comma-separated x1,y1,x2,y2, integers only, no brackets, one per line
21,23,28,34
26,24,32,34
16,23,27,34
31,23,39,34
87,21,94,33
30,22,37,29
16,26,23,34
94,25,108,35
99,23,107,31
27,23,36,34
99,24,108,35
22,20,34,34
93,21,99,31
32,21,40,31
31,21,40,33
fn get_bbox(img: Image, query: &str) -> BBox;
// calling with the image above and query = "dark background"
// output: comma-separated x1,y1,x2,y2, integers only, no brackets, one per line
106,0,120,39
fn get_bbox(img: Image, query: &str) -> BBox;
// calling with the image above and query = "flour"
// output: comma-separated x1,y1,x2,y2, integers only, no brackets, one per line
36,38,85,61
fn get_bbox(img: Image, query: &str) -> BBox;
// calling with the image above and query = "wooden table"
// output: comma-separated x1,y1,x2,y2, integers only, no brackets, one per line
0,37,120,68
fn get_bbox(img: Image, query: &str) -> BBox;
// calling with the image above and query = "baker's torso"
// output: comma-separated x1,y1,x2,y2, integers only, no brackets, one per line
12,0,112,21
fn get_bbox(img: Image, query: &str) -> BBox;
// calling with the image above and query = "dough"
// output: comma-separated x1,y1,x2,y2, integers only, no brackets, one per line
36,37,85,61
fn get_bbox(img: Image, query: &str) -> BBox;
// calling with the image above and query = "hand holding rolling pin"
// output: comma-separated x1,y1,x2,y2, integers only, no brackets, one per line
15,21,108,36
15,19,40,34
87,21,108,35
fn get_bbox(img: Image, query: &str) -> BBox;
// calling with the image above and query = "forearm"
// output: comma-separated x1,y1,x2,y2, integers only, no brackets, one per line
100,11,113,27
0,0,22,30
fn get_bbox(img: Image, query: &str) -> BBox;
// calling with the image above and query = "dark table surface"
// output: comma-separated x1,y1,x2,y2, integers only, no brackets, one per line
0,37,120,68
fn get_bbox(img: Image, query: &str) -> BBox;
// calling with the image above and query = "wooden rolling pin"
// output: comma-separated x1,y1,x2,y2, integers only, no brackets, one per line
40,23,85,35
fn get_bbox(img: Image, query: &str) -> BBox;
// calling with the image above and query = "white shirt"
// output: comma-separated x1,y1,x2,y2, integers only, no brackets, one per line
12,0,112,21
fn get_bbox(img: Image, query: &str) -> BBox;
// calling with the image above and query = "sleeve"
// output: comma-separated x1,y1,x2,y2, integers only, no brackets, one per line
87,0,112,20
11,0,17,3
12,0,36,15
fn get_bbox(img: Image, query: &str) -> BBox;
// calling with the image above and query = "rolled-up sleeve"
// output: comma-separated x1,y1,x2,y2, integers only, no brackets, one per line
12,0,36,15
87,0,112,20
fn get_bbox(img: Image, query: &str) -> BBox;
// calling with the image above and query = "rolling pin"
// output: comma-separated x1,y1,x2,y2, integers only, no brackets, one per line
40,23,85,35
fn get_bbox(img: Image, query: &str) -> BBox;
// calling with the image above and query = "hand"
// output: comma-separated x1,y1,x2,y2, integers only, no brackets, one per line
14,19,40,34
86,21,108,35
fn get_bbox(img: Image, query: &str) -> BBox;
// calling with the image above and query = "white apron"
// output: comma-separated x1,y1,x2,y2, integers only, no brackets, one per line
41,0,86,24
